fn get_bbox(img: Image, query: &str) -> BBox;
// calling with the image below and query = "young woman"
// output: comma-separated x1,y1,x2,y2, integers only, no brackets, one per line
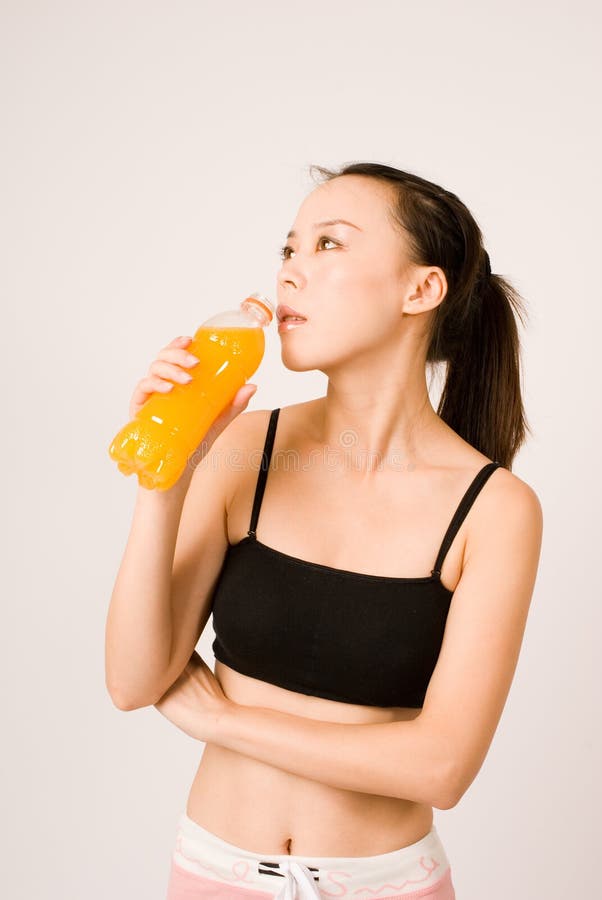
106,162,543,899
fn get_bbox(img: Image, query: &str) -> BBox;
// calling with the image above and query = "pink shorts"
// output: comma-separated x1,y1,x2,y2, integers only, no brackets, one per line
165,811,456,899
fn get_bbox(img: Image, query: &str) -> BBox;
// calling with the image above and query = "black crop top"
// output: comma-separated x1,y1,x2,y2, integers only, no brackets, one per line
211,408,502,708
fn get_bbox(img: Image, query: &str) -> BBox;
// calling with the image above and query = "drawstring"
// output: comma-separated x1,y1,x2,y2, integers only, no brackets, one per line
264,858,322,899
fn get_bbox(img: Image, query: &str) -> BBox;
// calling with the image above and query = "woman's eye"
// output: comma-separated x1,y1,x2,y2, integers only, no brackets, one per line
278,236,338,261
319,237,338,251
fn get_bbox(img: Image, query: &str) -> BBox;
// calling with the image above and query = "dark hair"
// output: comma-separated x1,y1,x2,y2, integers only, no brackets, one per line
308,162,531,471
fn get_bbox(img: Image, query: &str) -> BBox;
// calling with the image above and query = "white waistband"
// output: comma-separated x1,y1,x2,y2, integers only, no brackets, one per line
172,811,451,898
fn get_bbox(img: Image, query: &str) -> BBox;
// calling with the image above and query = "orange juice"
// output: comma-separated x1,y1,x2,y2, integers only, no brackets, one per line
108,293,274,491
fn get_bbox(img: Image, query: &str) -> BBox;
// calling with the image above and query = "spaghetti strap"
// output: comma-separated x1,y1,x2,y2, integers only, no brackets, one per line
431,461,503,577
248,408,280,538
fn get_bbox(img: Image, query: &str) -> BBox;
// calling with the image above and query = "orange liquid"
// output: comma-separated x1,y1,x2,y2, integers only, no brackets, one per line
108,325,265,491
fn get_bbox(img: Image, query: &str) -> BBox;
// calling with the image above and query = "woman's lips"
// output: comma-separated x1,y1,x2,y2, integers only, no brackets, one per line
278,318,308,332
276,304,307,321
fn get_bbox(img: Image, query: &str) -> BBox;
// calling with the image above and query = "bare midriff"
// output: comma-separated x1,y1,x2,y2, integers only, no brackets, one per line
186,661,433,857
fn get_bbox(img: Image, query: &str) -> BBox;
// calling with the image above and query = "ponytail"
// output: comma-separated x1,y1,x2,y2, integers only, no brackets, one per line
436,271,531,470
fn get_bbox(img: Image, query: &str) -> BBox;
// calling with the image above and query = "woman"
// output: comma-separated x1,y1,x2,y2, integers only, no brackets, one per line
106,162,543,898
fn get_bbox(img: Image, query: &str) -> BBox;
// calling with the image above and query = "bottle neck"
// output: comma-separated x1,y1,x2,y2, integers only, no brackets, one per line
241,298,273,326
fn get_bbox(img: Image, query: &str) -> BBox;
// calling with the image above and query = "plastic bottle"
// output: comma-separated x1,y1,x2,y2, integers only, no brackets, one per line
108,292,274,491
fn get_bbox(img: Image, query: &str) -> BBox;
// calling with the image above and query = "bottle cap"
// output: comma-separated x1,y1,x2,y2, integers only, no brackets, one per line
245,292,274,323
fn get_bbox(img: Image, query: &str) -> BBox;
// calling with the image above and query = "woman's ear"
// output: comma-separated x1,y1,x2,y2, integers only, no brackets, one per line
402,266,448,316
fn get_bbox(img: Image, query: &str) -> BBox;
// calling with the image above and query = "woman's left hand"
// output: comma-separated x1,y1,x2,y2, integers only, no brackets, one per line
153,651,233,743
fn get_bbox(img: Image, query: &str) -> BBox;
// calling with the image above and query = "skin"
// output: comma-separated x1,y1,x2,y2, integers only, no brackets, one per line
152,174,542,857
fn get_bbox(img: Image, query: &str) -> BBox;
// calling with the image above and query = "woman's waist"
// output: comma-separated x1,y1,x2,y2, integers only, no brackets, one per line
188,743,433,857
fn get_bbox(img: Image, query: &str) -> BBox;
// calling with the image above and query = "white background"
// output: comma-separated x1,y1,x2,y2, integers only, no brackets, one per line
2,1,600,897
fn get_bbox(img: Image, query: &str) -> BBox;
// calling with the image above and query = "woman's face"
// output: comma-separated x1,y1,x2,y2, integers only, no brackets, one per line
275,174,415,374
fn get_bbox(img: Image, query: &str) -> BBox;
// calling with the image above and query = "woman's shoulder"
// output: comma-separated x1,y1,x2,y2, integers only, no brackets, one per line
464,459,543,554
425,420,543,552
500,467,543,528
439,417,542,513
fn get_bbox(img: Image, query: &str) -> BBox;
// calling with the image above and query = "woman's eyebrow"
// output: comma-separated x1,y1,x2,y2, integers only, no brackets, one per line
286,219,362,239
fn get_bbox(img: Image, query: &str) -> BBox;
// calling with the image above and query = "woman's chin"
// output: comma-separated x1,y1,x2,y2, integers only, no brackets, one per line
279,330,347,373
279,351,316,372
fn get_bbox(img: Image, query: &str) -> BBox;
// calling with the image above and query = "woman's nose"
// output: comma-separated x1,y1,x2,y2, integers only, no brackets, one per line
278,269,300,290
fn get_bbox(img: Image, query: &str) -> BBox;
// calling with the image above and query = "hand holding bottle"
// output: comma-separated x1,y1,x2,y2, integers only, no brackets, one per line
129,334,257,421
108,292,273,491
126,334,257,484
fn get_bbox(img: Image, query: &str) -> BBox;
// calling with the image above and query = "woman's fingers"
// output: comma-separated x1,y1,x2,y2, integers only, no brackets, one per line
148,359,196,384
128,335,257,439
128,336,198,418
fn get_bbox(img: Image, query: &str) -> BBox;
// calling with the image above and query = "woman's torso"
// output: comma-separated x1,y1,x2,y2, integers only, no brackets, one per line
186,399,493,856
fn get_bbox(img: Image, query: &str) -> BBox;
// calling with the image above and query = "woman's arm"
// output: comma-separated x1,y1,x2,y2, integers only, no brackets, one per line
216,702,457,808
105,405,263,711
153,652,455,808
105,476,192,709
